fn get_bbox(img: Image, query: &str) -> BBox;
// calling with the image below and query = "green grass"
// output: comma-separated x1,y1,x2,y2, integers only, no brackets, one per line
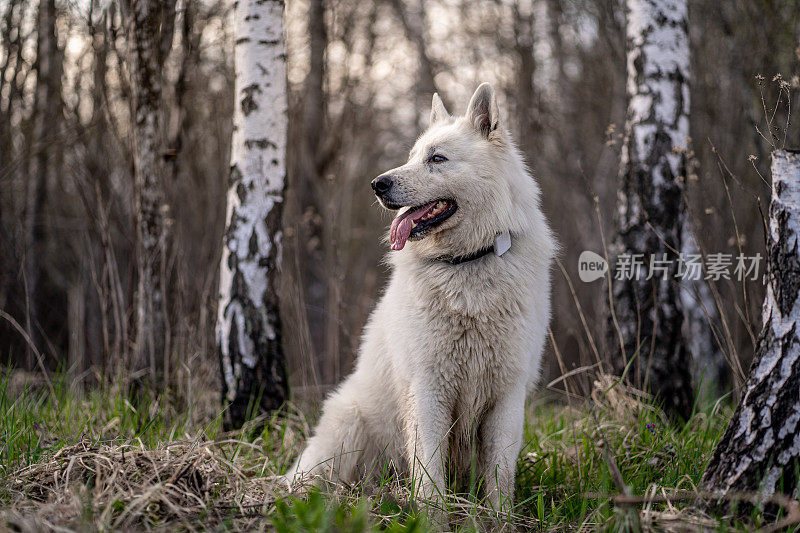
0,373,221,477
515,399,727,530
0,371,760,531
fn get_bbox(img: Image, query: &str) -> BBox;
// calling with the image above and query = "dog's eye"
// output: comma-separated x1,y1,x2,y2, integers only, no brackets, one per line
430,154,448,164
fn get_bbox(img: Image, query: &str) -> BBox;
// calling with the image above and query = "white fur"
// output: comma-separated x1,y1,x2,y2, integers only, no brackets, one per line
286,84,555,510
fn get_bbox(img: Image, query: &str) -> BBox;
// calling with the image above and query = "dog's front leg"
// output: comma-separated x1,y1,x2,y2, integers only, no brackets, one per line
479,387,526,511
402,385,451,503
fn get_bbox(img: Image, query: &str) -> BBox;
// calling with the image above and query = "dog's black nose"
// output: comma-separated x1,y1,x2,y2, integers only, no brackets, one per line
371,175,393,195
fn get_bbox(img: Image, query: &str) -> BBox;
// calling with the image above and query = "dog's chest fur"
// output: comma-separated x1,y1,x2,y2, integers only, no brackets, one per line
408,262,528,423
432,312,517,409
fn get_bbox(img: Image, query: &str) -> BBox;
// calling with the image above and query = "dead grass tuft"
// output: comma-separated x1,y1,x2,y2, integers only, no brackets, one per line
2,438,289,531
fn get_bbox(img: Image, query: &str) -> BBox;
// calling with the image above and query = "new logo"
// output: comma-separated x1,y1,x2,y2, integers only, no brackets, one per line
578,250,608,282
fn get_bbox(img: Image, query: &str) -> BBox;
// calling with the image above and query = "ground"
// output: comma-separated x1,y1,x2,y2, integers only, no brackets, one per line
0,371,792,531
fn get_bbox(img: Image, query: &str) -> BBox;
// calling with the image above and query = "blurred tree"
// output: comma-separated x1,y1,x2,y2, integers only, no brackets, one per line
217,0,289,429
386,0,442,115
295,0,330,384
608,0,694,419
123,0,176,380
303,0,326,173
512,0,538,154
701,150,800,506
24,0,62,368
682,228,726,395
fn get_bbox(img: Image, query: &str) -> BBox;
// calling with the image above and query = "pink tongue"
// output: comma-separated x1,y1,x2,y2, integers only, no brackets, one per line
389,203,436,251
390,217,413,250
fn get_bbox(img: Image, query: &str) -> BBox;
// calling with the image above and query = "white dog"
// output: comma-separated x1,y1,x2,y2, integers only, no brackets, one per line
287,83,555,511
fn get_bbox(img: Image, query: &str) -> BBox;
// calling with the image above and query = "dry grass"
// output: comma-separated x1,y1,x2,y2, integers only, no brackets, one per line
0,404,321,533
3,438,284,531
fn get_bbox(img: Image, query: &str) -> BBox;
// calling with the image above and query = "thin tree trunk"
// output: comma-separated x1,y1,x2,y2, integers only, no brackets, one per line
126,0,174,381
67,280,86,390
681,227,727,396
164,0,196,185
304,0,326,170
24,0,60,369
701,150,800,506
217,0,289,429
296,0,329,383
608,0,693,419
546,0,566,93
513,0,538,155
386,0,442,114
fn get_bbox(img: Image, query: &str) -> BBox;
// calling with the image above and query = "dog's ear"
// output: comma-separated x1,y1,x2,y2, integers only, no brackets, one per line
465,83,500,138
430,93,450,125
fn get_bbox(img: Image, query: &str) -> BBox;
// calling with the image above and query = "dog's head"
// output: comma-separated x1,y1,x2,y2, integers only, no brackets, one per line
372,83,533,257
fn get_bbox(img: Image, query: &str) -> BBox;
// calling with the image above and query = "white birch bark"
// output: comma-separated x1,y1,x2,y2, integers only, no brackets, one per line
217,0,288,428
609,0,695,418
701,150,800,504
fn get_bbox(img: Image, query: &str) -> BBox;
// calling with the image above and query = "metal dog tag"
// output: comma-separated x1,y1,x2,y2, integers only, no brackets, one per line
494,231,511,256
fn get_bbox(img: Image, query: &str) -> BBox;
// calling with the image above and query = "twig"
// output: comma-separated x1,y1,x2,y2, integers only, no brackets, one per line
0,308,55,398
587,489,800,533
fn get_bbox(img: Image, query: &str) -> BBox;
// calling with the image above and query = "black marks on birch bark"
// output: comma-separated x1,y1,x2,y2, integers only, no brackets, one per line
701,151,800,511
244,138,277,150
240,83,261,116
769,198,800,317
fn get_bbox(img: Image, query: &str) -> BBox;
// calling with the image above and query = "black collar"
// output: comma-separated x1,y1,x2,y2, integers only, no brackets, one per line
433,244,495,265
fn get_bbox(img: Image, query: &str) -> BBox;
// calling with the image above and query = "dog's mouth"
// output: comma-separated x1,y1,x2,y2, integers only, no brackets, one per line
388,199,458,251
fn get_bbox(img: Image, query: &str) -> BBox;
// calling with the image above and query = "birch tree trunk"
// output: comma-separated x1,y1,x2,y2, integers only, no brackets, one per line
127,0,175,381
217,0,289,429
701,150,800,505
609,0,694,419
